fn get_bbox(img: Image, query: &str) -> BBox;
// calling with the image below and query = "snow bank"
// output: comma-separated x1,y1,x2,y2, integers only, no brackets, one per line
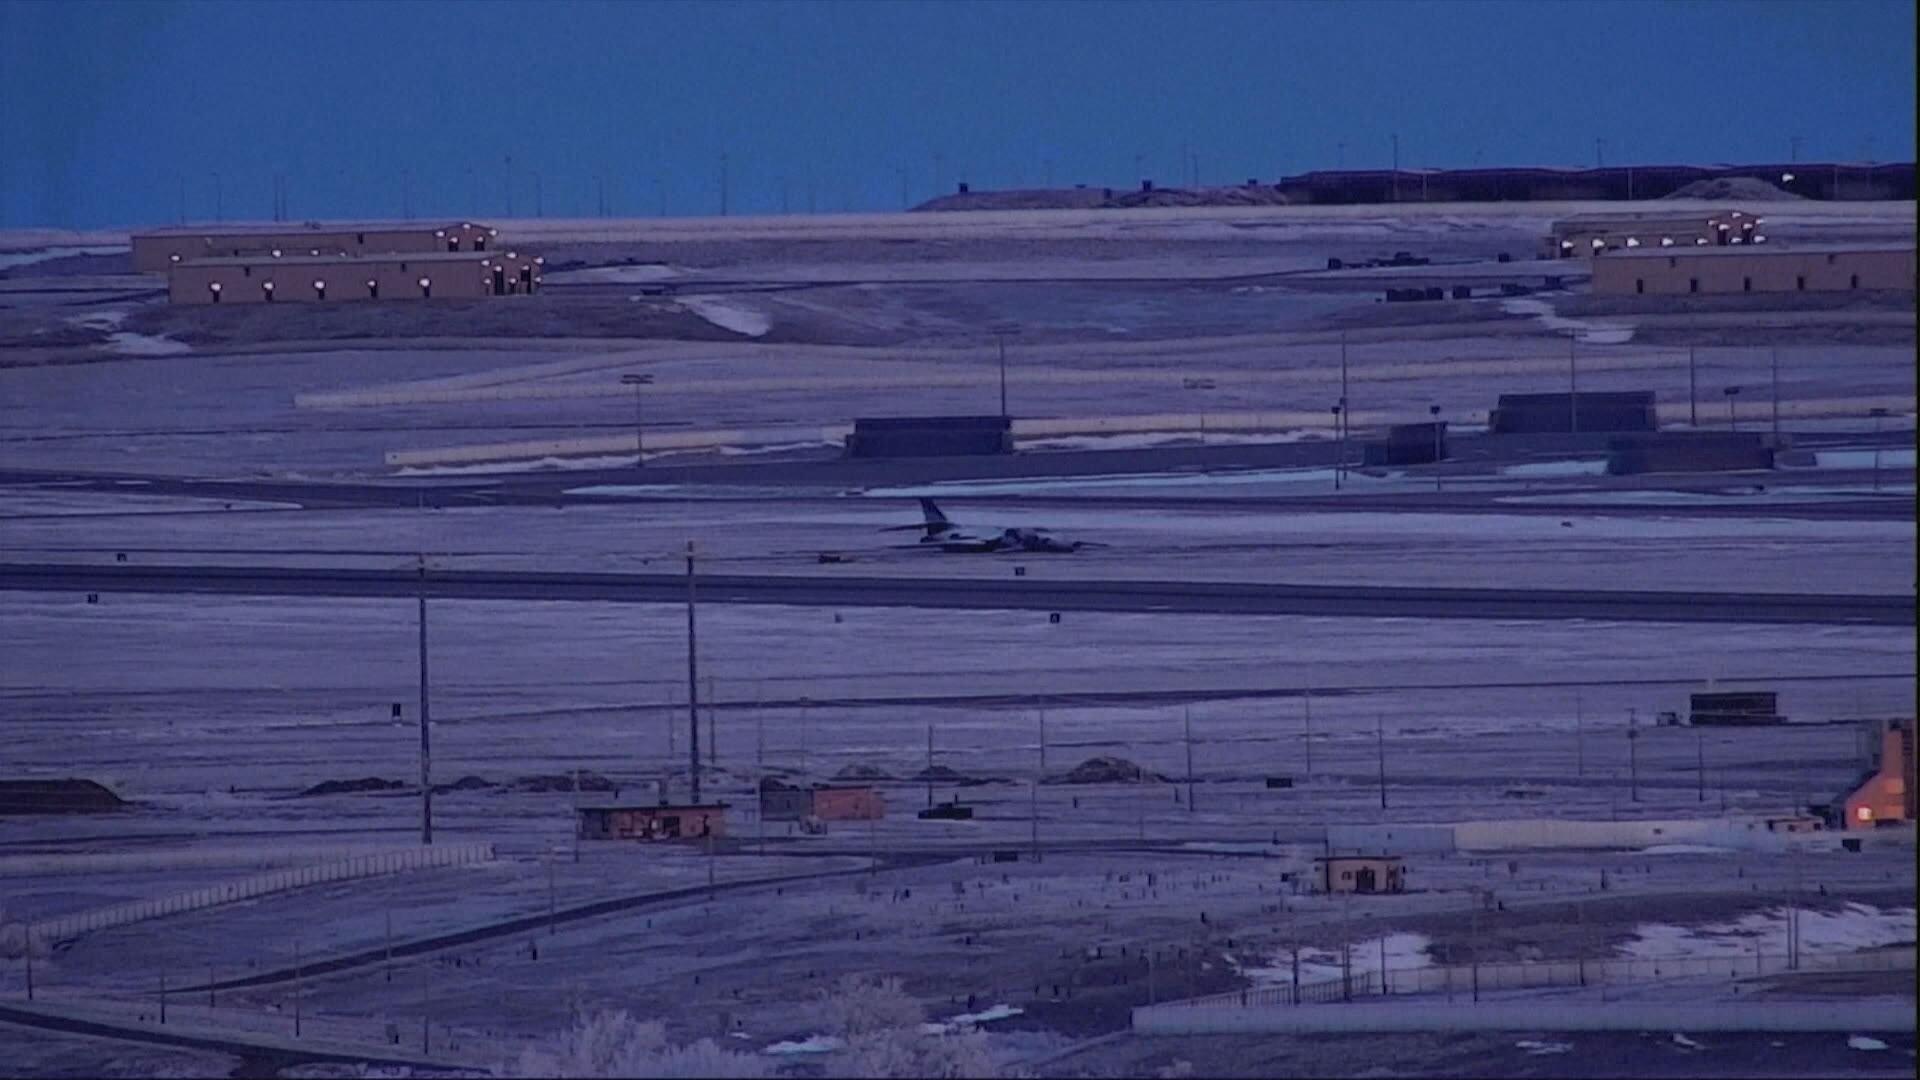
763,1034,843,1055
1241,932,1433,986
921,1003,1024,1034
1499,297,1635,344
679,295,771,337
1500,459,1609,478
0,245,123,271
1618,904,1916,961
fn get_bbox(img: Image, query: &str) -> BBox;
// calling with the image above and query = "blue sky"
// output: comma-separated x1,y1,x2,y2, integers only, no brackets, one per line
2,0,1912,228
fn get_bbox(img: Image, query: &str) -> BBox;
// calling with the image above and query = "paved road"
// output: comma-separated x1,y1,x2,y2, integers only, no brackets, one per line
1,562,1906,625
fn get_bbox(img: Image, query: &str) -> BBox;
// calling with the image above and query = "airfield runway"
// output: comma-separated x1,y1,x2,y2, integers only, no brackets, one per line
0,562,1906,625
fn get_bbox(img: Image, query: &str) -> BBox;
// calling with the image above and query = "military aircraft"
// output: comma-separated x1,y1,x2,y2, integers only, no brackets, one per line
885,498,1098,554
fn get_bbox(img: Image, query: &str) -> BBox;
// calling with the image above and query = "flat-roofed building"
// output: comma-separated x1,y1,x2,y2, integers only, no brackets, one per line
132,221,499,273
167,249,541,305
1591,244,1915,296
1546,209,1761,259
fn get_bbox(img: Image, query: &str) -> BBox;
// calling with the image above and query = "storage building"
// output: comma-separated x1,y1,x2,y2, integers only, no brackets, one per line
1546,209,1759,259
576,803,727,843
166,250,541,305
1313,855,1405,895
1488,391,1658,434
1591,244,1916,296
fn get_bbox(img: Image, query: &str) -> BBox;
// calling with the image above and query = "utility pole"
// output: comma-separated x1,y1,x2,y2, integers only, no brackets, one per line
686,541,702,804
1575,693,1585,778
417,554,433,844
1303,688,1313,779
1376,714,1388,809
707,675,717,769
1696,729,1706,803
1037,701,1047,773
1339,332,1350,441
1567,331,1580,434
925,724,935,809
1183,707,1196,813
1687,347,1698,427
1628,708,1640,803
1871,407,1888,491
1770,348,1781,441
1331,405,1344,491
997,333,1010,417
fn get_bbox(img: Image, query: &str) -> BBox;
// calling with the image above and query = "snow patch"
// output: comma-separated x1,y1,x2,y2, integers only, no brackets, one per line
1516,1040,1573,1056
1814,449,1916,470
1241,932,1432,987
1849,1036,1889,1051
1618,904,1915,960
763,1034,843,1055
1500,459,1609,478
1499,297,1635,344
861,466,1405,499
106,332,191,356
0,245,124,271
1642,844,1737,856
679,295,771,337
1672,1033,1704,1049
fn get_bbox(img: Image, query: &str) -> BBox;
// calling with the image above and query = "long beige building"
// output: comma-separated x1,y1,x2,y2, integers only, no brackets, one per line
133,221,499,273
166,249,541,305
1591,244,1915,296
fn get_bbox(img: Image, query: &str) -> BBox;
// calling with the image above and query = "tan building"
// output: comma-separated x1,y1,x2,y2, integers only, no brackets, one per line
1592,244,1915,296
1546,209,1760,259
132,221,499,273
576,803,728,843
1840,719,1915,829
167,249,541,305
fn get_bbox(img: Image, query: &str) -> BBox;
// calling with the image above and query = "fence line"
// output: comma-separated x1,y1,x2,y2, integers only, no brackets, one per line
28,842,494,945
1161,946,1916,1012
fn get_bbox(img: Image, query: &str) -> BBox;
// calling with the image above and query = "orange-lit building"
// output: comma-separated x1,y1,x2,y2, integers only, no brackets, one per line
810,786,886,822
1839,720,1916,829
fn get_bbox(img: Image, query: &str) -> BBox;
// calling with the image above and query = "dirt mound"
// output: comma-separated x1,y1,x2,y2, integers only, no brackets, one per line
1662,177,1804,202
917,184,1289,213
833,763,894,782
298,777,406,798
1044,756,1168,785
433,775,496,794
511,771,615,793
908,764,990,786
0,778,127,814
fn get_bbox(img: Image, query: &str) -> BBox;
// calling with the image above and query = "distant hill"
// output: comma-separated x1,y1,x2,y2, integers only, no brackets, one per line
917,184,1290,212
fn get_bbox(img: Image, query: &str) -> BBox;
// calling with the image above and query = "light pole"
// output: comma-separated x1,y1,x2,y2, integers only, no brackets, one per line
621,373,653,468
1429,404,1443,491
1770,348,1781,440
1870,407,1888,491
1724,386,1741,433
1566,330,1580,435
993,330,1012,417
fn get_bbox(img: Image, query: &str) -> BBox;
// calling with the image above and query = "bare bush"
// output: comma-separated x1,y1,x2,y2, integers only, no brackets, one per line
815,976,1004,1079
511,1009,767,1079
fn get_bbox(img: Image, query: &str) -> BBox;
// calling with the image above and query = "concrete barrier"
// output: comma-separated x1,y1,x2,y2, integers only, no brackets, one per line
1134,999,1917,1034
28,842,494,945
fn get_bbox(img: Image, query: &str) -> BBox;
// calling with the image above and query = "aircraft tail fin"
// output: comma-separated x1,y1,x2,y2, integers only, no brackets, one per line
919,498,950,532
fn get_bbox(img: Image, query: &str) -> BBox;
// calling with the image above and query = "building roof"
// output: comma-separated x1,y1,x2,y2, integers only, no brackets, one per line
578,803,730,812
176,251,528,268
136,220,489,238
1553,212,1757,230
1314,854,1403,862
1598,242,1916,260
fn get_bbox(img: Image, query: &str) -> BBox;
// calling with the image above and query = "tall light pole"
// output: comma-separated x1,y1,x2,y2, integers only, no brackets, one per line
1339,332,1350,439
685,541,702,804
417,554,433,845
1566,330,1580,435
1687,346,1698,427
1870,407,1889,491
1724,386,1741,432
1770,348,1781,440
621,373,653,468
1330,405,1344,491
995,332,1010,417
1429,404,1443,491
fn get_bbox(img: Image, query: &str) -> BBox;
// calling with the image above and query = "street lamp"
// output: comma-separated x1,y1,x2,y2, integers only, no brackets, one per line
1429,404,1443,492
621,373,654,468
1723,386,1741,433
1870,407,1889,491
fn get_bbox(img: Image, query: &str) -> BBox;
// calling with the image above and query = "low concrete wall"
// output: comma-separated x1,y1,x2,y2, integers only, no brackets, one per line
1327,816,1858,856
1134,1000,1916,1035
1325,824,1458,854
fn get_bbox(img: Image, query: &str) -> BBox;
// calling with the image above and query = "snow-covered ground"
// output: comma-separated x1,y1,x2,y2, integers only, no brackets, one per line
1618,904,1916,961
